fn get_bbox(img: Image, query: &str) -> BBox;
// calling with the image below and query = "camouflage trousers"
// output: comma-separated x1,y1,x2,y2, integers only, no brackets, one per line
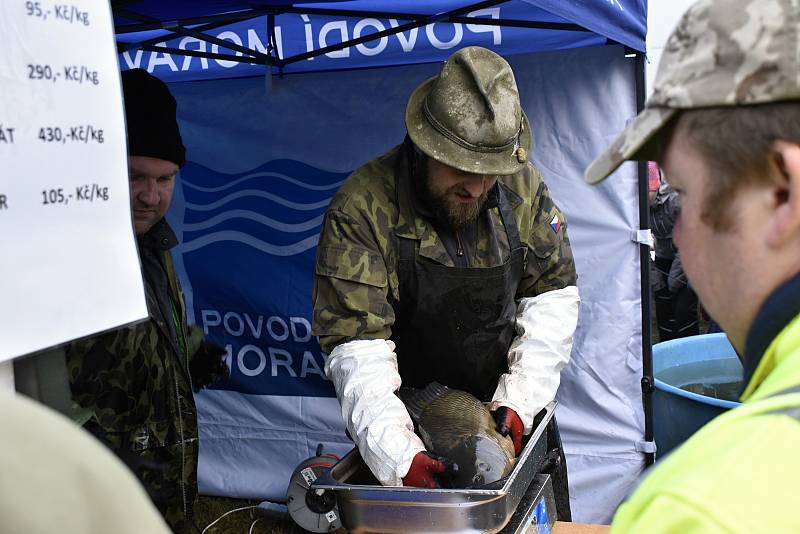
85,421,199,533
140,440,199,534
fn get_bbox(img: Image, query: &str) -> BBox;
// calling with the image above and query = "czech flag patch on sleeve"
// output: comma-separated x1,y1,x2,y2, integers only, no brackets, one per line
549,214,561,233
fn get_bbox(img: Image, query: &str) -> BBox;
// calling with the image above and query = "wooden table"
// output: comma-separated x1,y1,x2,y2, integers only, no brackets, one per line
551,522,610,533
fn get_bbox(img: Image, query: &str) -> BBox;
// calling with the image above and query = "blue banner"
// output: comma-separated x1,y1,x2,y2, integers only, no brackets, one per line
175,160,348,397
117,2,620,81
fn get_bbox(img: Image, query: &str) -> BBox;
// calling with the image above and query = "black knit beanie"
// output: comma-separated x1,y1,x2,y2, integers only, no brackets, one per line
121,69,186,167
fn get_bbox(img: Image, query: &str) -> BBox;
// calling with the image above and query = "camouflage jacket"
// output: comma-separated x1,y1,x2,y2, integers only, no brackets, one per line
313,143,577,354
66,219,198,533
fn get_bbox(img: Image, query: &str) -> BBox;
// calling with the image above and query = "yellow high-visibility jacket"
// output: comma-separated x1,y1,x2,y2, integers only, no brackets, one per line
612,275,800,533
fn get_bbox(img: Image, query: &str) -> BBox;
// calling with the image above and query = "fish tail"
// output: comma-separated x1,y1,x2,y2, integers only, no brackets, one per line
400,382,449,422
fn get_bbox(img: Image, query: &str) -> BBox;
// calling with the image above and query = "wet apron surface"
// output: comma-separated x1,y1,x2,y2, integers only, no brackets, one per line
391,183,525,402
390,174,572,520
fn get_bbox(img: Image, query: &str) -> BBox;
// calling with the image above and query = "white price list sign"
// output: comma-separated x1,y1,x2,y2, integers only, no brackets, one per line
0,1,147,361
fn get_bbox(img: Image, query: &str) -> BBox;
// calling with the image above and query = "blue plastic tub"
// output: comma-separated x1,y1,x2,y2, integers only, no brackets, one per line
653,333,743,458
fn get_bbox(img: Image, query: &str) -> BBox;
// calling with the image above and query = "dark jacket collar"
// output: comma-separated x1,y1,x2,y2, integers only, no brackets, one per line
743,270,800,387
137,218,178,252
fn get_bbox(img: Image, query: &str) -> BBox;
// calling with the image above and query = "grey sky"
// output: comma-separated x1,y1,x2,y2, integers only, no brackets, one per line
646,1,696,95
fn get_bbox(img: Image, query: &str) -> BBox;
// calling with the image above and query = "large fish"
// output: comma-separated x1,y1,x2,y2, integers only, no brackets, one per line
399,382,516,488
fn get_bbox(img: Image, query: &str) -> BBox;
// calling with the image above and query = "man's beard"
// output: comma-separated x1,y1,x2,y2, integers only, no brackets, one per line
422,174,489,231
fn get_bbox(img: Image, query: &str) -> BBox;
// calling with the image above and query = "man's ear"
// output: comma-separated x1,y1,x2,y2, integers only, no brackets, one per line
766,141,800,249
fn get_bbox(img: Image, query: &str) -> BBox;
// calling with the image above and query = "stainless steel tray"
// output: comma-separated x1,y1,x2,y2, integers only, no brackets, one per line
313,402,556,534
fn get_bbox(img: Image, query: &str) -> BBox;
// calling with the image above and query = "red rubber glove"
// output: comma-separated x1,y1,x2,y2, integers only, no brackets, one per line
493,406,524,456
403,452,447,488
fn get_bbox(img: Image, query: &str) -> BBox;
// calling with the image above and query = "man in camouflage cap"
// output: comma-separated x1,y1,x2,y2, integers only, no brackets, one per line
587,1,800,531
313,46,580,514
66,69,227,533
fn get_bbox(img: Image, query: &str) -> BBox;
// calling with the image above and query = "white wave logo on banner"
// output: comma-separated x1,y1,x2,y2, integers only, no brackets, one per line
179,169,344,256
170,160,350,398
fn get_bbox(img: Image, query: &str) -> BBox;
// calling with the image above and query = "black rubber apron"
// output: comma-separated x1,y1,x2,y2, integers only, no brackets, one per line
392,183,524,401
391,175,572,520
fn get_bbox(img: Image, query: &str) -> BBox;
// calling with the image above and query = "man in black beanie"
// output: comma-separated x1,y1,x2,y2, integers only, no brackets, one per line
66,69,226,533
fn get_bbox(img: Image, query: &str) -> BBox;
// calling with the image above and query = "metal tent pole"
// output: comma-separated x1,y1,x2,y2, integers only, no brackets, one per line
633,50,655,467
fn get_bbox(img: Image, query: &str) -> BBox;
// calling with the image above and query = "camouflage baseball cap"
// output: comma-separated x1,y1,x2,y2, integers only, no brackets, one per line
406,46,531,176
585,0,800,184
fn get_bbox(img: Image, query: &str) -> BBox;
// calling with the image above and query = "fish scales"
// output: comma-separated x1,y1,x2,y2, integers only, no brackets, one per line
400,382,515,488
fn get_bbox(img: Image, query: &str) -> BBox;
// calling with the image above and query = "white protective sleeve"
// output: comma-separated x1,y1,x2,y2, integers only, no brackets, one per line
489,285,581,434
325,339,426,486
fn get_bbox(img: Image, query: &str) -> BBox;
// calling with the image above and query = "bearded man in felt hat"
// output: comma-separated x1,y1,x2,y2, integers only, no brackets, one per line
313,46,580,517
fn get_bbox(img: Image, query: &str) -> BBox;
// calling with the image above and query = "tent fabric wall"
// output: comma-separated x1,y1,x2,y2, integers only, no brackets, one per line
166,43,643,522
502,45,645,524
